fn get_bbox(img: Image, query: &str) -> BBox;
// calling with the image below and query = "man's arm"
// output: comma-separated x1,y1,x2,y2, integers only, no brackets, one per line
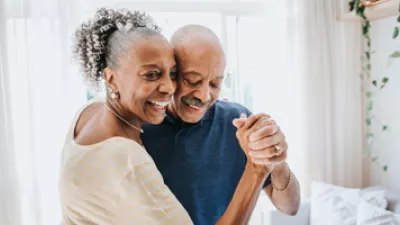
264,162,300,215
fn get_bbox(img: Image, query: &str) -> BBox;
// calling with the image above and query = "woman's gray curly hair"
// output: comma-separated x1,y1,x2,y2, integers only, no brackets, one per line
72,8,162,89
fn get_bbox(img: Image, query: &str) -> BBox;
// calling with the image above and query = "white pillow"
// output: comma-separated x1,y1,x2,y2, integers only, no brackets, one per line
310,182,337,225
357,201,400,225
329,187,360,225
360,190,388,209
310,182,388,225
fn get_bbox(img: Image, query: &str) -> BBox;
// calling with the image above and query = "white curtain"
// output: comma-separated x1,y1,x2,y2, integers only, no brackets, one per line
234,0,364,198
0,0,87,224
286,0,364,195
235,0,365,199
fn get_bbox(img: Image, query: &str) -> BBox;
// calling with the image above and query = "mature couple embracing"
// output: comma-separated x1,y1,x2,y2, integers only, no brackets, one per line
59,7,300,225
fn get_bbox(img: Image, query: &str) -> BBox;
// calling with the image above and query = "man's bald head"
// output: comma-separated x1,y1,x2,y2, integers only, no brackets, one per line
167,24,226,123
170,24,224,55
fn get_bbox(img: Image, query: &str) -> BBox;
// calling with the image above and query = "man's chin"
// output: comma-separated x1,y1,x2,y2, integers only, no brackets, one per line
179,105,206,123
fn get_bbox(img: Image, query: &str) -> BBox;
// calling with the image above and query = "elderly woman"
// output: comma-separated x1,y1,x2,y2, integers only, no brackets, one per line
59,8,193,224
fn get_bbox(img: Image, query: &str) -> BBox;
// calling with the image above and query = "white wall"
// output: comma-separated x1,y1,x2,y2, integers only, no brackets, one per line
368,16,400,191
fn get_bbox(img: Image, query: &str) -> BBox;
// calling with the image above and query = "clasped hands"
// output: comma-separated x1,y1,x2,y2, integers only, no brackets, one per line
233,113,288,174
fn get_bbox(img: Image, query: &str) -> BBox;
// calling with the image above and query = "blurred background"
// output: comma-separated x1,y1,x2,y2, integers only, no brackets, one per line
1,0,399,224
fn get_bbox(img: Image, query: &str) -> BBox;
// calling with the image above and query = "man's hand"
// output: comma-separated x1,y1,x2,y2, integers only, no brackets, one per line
233,113,288,172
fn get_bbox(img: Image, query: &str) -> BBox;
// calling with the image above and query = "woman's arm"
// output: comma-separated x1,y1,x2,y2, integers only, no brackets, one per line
215,164,270,225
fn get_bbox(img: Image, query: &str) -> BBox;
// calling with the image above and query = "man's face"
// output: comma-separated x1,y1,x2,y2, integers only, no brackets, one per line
170,40,226,123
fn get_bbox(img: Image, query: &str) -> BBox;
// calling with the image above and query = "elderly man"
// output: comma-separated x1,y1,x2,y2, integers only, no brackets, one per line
142,25,300,225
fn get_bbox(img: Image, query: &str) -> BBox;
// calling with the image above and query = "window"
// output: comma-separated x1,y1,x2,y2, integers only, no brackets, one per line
82,1,281,110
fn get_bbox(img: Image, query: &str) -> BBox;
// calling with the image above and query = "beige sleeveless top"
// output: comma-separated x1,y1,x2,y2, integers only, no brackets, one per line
59,101,193,225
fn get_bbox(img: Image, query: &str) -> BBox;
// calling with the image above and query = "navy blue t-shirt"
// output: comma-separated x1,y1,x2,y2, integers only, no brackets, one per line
142,100,271,225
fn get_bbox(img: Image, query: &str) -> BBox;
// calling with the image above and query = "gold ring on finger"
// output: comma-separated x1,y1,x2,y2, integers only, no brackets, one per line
274,145,282,156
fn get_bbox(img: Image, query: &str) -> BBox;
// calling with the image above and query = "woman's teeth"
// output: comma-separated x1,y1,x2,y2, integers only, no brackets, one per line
149,100,170,108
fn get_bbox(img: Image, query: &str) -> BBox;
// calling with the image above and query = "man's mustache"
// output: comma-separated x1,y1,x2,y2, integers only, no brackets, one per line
181,96,211,108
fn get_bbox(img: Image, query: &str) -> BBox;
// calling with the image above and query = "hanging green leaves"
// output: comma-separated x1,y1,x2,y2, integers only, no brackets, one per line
367,101,373,111
348,0,394,172
349,0,393,172
365,51,370,60
380,77,389,89
349,0,356,11
366,118,372,126
393,27,399,39
390,51,400,58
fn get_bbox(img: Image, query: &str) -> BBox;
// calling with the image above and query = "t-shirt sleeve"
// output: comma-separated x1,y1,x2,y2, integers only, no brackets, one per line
263,174,272,188
244,106,252,117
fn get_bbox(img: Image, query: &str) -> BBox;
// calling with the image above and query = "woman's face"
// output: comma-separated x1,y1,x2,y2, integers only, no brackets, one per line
106,35,177,124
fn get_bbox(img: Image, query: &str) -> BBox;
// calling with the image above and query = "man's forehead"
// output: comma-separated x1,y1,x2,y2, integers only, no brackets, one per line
177,48,225,68
175,39,225,63
176,38,220,55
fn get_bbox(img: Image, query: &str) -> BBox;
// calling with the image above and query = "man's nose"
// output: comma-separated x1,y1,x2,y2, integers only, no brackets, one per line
194,85,211,103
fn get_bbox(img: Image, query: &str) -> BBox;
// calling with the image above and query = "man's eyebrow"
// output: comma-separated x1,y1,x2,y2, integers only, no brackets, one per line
215,75,224,80
182,72,224,80
182,71,202,76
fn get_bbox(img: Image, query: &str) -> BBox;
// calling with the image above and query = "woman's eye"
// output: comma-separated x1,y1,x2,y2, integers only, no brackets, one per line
145,71,161,81
170,71,178,80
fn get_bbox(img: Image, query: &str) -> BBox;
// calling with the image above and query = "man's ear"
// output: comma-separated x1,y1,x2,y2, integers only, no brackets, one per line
104,67,118,92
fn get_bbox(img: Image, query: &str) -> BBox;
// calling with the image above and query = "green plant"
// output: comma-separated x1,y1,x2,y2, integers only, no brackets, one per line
349,0,390,172
391,16,400,59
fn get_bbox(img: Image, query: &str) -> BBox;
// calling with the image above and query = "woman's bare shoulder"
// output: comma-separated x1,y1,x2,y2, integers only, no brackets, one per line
73,102,113,146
